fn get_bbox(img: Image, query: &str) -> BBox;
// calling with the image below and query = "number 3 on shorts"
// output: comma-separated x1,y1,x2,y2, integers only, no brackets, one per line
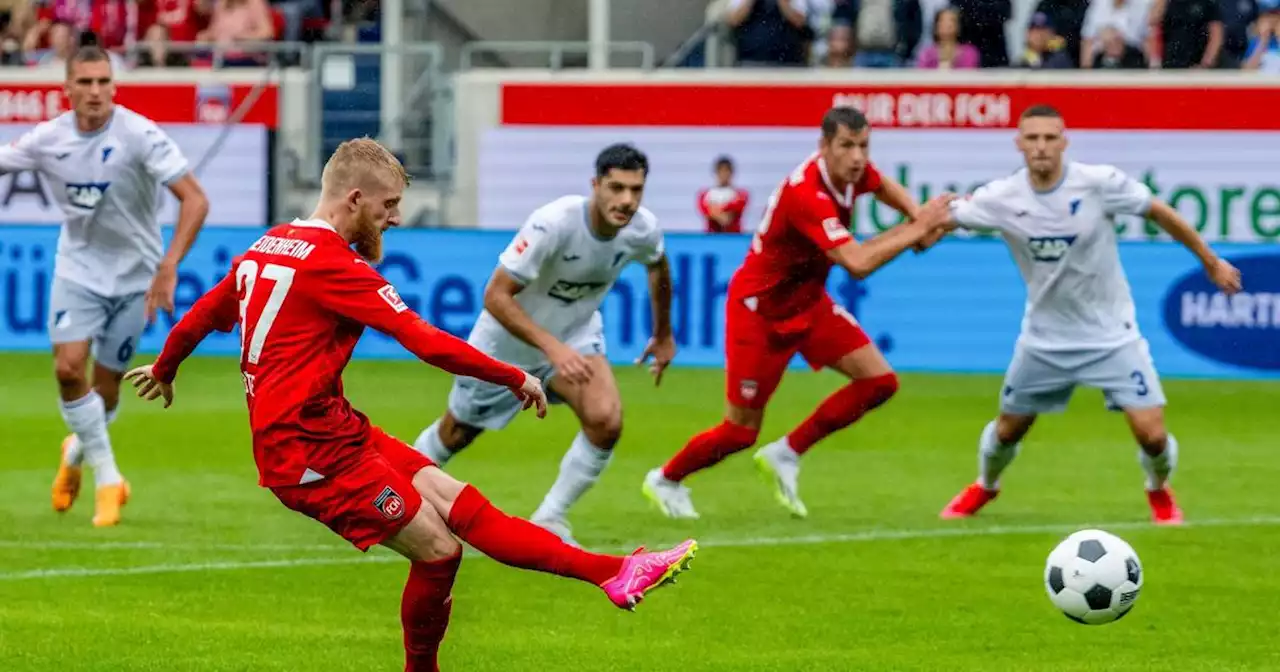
1130,370,1148,396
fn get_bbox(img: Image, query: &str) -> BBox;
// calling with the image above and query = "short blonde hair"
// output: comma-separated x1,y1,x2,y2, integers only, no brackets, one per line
321,137,410,197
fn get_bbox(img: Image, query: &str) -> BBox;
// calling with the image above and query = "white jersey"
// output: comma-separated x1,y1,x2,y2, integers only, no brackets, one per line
0,106,190,297
469,195,666,364
949,161,1153,351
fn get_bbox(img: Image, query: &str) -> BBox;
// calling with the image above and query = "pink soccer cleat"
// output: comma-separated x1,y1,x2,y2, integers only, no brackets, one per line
1146,487,1184,525
600,539,697,611
940,482,999,519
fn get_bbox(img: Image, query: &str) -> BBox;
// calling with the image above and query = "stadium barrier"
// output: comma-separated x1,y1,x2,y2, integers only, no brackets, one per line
452,69,1280,241
1,226,1275,379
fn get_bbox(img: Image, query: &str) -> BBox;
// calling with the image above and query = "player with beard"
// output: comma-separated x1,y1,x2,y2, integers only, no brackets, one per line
123,139,698,670
644,107,955,519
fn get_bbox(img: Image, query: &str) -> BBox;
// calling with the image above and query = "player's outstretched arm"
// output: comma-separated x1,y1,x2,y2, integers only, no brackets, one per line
132,269,240,400
637,255,676,385
147,173,210,322
1147,199,1242,293
323,260,542,410
484,267,593,385
826,194,955,279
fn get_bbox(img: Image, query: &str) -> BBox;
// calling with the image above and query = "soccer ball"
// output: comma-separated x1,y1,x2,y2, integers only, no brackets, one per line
1043,529,1143,625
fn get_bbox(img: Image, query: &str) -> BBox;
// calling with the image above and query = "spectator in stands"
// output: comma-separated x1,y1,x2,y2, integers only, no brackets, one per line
1034,0,1090,65
697,156,749,234
903,0,952,64
916,6,982,67
821,19,855,65
1219,0,1259,67
1243,0,1279,69
1152,0,1224,66
0,0,31,63
1080,0,1153,67
137,0,210,66
89,0,131,52
1019,11,1076,66
198,0,275,65
1095,23,1150,64
22,0,91,55
854,0,904,66
724,0,813,66
952,0,1012,65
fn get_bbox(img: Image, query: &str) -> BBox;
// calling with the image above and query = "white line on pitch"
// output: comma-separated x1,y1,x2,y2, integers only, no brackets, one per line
1,514,1278,582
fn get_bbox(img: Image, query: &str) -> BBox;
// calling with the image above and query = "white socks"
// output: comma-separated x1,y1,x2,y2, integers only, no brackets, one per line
414,419,456,466
59,392,123,487
64,404,119,466
977,420,1020,490
1139,434,1179,491
533,432,612,522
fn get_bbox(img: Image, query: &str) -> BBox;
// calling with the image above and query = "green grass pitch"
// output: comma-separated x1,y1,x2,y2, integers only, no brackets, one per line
1,352,1278,671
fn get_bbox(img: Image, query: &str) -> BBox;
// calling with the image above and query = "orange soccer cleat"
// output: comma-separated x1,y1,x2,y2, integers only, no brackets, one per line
939,482,999,519
1146,487,1183,525
92,480,131,527
51,435,82,513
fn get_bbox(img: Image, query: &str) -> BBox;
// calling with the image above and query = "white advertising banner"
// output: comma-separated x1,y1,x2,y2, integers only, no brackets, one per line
480,127,1280,241
0,124,268,227
463,72,1280,242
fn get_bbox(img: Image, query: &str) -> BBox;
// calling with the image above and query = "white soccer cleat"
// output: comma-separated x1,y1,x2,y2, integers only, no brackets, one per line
754,440,808,518
642,468,700,519
531,515,581,548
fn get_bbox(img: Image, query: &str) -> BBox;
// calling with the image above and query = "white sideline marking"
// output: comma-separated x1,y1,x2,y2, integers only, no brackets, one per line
2,515,1278,582
0,540,346,552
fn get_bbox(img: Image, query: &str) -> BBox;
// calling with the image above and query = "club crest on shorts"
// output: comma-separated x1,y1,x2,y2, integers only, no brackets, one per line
740,379,758,401
373,485,406,520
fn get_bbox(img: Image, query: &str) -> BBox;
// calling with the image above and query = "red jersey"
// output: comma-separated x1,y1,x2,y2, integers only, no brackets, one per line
152,220,526,488
697,186,749,233
729,154,882,323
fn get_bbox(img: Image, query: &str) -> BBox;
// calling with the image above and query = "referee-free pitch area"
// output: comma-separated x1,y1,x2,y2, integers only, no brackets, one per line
1,353,1276,671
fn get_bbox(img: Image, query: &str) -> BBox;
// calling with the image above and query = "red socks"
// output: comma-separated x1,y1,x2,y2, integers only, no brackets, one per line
787,373,899,456
662,421,760,482
402,552,461,672
446,484,622,586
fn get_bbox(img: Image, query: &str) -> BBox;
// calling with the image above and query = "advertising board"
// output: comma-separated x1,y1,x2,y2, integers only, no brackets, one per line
0,71,277,228
463,72,1280,243
1,226,1274,379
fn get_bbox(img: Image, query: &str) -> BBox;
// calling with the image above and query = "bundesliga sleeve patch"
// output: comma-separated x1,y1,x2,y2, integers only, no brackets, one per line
373,485,407,520
822,217,850,241
378,284,409,313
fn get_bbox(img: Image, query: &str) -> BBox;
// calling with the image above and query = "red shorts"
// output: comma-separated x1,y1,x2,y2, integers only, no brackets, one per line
270,427,435,551
725,294,871,409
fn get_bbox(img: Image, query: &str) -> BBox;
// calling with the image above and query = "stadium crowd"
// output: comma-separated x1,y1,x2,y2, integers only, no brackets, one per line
0,0,379,67
708,0,1280,71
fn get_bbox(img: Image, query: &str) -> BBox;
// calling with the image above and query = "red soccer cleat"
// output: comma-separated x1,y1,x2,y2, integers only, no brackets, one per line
940,482,999,519
1146,487,1183,525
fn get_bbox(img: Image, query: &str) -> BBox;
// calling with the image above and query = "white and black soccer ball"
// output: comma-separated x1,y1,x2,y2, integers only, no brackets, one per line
1044,529,1143,625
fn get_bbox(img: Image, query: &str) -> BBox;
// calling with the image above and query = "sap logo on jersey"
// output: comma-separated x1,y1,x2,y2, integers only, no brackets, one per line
548,279,607,304
1162,254,1280,371
65,182,110,211
1027,235,1077,262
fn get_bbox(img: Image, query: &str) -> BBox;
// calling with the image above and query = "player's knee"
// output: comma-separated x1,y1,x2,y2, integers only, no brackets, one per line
439,414,482,452
413,466,468,515
1131,424,1167,453
425,534,463,562
53,357,87,389
996,414,1035,444
869,372,900,404
581,409,623,450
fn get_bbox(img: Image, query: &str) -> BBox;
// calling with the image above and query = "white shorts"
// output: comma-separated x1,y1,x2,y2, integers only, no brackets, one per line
447,323,606,430
48,276,146,372
999,338,1166,416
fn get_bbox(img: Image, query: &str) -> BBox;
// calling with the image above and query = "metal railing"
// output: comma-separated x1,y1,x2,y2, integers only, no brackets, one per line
309,43,447,179
459,40,656,70
122,40,313,69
